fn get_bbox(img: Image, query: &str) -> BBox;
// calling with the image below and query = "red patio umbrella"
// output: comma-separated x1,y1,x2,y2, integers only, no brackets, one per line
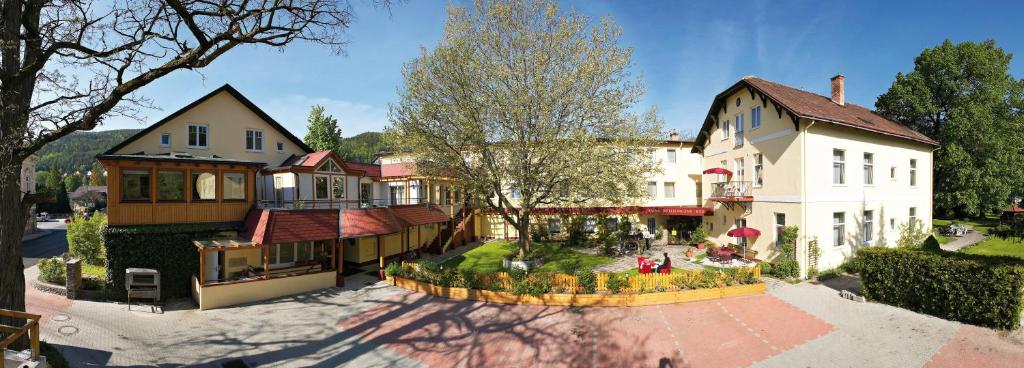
702,167,733,176
727,227,760,262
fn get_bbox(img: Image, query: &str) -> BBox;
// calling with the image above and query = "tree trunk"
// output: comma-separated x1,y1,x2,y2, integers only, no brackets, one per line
517,212,532,259
0,160,28,348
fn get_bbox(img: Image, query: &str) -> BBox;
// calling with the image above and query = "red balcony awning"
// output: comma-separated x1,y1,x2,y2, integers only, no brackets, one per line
702,167,733,176
482,205,712,217
727,227,761,238
639,206,714,216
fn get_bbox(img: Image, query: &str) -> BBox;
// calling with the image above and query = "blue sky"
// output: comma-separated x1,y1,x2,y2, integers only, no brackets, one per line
96,0,1024,138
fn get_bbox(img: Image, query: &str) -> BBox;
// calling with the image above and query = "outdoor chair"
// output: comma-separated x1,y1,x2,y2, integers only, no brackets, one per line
719,252,732,265
707,248,719,262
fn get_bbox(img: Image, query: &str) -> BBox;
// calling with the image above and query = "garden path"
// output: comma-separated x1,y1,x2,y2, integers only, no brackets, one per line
580,244,704,273
940,231,986,252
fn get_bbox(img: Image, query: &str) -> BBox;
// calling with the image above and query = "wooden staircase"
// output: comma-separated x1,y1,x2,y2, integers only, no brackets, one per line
426,208,475,254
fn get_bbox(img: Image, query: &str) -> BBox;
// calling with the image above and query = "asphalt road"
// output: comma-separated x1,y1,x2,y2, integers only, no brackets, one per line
22,220,69,267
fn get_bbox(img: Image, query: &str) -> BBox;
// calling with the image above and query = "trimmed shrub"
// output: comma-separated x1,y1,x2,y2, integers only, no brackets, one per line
575,267,597,293
38,256,67,284
104,223,225,300
384,262,401,277
67,213,106,265
605,272,626,293
858,247,1024,329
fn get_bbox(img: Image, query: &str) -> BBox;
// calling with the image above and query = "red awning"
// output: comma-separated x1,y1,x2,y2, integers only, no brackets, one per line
703,167,733,176
482,205,712,217
639,206,714,216
727,227,761,238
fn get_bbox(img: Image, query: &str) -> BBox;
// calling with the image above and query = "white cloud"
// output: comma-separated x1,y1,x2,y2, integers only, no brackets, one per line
260,95,390,138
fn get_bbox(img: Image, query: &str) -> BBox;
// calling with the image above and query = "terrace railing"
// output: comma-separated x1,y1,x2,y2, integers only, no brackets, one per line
256,198,436,210
710,181,753,199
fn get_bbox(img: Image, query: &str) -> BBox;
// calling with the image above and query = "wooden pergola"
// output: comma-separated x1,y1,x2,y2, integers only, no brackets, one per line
193,238,268,286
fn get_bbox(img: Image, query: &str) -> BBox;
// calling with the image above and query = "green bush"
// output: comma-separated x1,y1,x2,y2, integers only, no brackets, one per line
605,272,626,293
764,226,800,278
699,269,722,288
922,235,942,252
67,213,106,265
691,224,708,244
858,247,1024,329
104,223,224,300
575,267,597,293
38,256,66,284
384,262,401,277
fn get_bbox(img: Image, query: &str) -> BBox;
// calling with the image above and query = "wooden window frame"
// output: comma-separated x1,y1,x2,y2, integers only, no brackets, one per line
156,169,187,203
120,167,154,203
222,170,248,202
190,169,218,202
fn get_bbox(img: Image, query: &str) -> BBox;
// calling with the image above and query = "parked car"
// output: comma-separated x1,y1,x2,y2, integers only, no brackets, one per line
35,212,50,222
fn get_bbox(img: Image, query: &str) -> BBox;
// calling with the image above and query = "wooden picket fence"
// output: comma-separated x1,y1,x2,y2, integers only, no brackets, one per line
401,262,761,294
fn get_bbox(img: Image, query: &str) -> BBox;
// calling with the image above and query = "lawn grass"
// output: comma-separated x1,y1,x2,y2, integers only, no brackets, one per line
82,263,106,279
960,237,1024,259
441,240,613,274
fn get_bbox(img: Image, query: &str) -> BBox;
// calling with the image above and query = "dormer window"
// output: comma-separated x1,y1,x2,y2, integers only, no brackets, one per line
160,133,171,147
245,129,263,152
188,124,208,148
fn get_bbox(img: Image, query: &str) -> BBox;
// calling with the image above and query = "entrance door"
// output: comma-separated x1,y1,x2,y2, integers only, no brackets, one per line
360,183,372,207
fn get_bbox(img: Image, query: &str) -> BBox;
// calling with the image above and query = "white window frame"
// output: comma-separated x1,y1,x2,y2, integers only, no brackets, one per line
647,181,658,198
909,207,918,230
909,159,917,187
160,133,171,147
774,213,785,248
833,212,846,247
863,210,874,244
331,176,345,200
666,149,676,164
833,149,845,185
276,142,285,153
734,157,745,182
721,119,730,140
313,174,330,200
584,218,597,233
753,153,764,187
187,124,209,149
751,106,761,129
863,152,874,185
245,129,264,152
890,166,897,181
734,218,747,247
548,218,562,234
663,182,675,199
734,113,745,147
648,149,658,163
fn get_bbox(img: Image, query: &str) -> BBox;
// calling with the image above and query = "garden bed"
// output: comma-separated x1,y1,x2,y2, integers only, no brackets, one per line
388,276,765,307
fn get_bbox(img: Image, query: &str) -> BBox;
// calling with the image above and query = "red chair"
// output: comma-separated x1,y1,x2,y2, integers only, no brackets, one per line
659,260,671,274
637,256,645,267
639,261,653,274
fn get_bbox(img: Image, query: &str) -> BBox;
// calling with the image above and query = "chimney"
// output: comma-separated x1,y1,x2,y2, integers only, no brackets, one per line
830,74,845,106
669,131,680,141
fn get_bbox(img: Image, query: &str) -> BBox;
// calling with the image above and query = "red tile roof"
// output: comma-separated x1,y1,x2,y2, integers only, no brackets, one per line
390,204,451,226
241,208,339,244
345,161,381,179
341,208,404,238
381,163,415,178
694,77,938,150
1004,204,1024,213
742,77,937,145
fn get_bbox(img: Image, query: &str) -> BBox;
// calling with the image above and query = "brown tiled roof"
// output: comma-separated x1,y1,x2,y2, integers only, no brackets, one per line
390,204,450,226
1004,204,1024,213
277,150,367,176
241,208,339,244
341,208,403,238
344,161,381,179
381,162,415,178
694,77,938,150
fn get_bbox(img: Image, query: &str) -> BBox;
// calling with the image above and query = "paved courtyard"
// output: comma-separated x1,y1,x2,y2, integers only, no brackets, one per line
24,270,1024,367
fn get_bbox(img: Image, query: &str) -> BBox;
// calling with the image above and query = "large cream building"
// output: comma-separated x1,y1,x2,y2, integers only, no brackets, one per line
692,75,936,277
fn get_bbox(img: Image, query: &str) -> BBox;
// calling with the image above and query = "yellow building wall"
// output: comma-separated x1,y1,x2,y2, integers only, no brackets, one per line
343,237,381,264
415,224,439,248
222,249,261,278
192,272,336,310
115,90,307,166
383,233,402,257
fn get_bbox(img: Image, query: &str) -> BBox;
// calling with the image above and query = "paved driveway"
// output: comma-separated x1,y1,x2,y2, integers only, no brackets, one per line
25,273,1024,367
22,220,68,267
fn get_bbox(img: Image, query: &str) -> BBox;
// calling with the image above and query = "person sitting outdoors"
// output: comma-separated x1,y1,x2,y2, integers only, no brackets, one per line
653,252,671,274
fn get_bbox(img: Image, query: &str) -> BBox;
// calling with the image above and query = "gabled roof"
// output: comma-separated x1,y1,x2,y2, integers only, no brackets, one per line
97,152,265,166
276,150,366,176
390,204,451,226
381,162,415,178
693,76,938,152
69,186,107,200
102,84,313,155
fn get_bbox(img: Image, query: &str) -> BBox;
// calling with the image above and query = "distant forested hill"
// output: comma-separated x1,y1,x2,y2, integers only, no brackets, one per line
337,131,391,163
35,129,140,173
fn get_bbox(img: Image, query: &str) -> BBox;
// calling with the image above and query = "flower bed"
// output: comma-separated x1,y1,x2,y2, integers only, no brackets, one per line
387,262,764,307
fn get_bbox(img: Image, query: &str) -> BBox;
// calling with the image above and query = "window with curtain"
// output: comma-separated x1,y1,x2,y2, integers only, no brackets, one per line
864,153,874,185
833,149,845,184
909,159,917,186
833,212,845,246
121,169,150,201
223,172,246,200
314,175,329,200
646,182,657,198
753,154,764,186
664,182,675,198
332,176,345,199
734,219,747,247
863,210,874,243
192,171,217,200
774,213,785,248
667,149,676,163
157,170,184,201
751,106,761,129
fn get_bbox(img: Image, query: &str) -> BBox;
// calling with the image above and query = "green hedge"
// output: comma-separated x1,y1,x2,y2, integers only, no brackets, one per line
104,223,228,300
858,247,1024,329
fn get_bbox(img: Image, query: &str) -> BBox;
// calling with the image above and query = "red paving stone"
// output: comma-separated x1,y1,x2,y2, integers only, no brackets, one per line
926,325,1024,368
336,292,834,367
25,281,73,325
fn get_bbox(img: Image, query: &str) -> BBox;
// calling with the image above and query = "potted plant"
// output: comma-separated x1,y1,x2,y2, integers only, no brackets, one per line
692,224,708,250
686,248,695,259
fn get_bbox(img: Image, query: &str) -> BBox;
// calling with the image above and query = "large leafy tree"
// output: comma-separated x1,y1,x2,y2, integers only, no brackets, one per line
388,0,662,258
303,105,343,152
0,0,384,336
876,40,1024,217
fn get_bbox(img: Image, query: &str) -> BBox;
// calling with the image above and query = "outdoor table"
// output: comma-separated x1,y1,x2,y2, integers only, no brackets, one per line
718,249,735,257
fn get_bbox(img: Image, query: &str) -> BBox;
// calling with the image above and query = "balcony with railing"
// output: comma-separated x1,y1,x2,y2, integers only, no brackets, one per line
256,197,446,210
709,181,753,202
